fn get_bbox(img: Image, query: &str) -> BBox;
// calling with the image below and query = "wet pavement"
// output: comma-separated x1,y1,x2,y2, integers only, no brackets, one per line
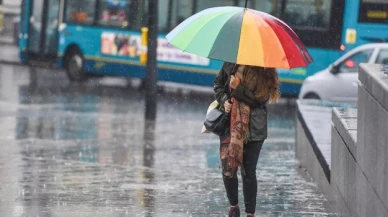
0,64,336,216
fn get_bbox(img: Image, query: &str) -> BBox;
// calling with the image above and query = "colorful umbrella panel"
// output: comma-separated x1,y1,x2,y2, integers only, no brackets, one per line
166,7,313,69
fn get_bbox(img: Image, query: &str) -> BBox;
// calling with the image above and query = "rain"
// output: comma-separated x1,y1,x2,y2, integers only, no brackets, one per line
1,0,379,216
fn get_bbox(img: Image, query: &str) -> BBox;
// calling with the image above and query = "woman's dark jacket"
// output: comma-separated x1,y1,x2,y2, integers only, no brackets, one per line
214,62,267,141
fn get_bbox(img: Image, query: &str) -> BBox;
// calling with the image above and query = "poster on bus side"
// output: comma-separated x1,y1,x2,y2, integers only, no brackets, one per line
101,32,141,57
156,38,210,66
101,32,210,66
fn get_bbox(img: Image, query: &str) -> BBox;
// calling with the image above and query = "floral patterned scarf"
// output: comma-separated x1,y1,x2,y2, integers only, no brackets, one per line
220,66,255,177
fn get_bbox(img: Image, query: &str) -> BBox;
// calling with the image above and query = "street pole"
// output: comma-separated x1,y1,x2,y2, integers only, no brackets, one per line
145,0,158,121
142,4,157,214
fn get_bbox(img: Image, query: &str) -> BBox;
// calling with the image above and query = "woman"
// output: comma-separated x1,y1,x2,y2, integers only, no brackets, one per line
214,62,280,217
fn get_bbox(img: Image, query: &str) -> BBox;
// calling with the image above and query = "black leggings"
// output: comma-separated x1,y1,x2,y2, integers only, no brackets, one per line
222,140,264,214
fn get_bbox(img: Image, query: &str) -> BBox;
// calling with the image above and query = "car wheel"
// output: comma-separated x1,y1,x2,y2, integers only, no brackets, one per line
65,48,87,82
303,93,321,100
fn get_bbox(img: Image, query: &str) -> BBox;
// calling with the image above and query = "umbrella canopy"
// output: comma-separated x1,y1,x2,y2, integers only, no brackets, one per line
166,7,313,69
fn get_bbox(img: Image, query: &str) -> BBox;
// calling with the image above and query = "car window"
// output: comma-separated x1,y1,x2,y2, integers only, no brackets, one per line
376,49,388,64
338,49,373,73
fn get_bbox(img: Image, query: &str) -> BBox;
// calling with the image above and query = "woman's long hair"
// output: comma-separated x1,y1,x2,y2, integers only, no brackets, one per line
240,66,280,104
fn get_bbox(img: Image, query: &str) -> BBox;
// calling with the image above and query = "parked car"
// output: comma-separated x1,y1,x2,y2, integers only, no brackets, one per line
299,43,388,104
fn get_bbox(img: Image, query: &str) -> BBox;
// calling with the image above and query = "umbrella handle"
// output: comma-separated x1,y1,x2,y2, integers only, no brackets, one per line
224,63,239,106
227,64,239,103
230,64,239,76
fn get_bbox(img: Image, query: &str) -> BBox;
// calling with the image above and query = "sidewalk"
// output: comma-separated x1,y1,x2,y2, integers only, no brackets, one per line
0,42,20,65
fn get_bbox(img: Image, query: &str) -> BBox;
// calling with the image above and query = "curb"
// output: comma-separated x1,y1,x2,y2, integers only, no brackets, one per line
0,58,21,66
0,41,15,46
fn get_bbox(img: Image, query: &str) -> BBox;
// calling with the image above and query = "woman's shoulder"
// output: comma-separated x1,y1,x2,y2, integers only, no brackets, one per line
222,62,236,73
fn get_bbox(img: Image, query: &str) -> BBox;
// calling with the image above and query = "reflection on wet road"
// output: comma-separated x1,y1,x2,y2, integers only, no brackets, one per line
0,64,335,216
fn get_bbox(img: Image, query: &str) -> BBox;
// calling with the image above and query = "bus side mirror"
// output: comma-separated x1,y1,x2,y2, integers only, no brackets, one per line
330,64,340,75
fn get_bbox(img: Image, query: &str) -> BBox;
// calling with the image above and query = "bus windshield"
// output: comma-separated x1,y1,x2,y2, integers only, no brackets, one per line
283,0,332,31
359,0,388,23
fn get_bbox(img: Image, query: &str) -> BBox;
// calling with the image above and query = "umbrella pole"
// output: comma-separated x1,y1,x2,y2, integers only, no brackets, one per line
245,0,248,8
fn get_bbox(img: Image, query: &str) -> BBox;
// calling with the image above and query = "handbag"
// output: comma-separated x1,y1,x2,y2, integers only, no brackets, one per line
204,105,230,136
203,64,238,136
201,100,219,134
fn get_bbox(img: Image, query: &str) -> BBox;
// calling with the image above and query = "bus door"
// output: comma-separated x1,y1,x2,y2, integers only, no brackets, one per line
19,0,30,59
27,0,60,57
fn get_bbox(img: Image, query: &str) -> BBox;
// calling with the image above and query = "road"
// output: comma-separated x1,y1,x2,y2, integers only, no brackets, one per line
0,64,336,216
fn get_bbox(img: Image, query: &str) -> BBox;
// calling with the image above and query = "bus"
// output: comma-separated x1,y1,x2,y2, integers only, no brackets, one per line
17,0,388,96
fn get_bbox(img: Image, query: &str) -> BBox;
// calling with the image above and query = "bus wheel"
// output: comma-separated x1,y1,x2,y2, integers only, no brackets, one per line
65,49,86,82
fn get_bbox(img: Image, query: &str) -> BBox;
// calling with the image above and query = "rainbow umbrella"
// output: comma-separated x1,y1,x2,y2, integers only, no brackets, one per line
166,6,313,69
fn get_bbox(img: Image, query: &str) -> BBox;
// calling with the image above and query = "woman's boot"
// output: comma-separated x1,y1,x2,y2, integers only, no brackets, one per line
228,206,240,217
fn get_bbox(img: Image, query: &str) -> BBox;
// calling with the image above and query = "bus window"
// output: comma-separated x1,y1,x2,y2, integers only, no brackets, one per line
359,0,388,23
238,0,282,17
280,0,344,50
127,0,148,30
65,0,97,25
160,0,194,32
98,0,129,28
195,0,235,13
283,0,331,30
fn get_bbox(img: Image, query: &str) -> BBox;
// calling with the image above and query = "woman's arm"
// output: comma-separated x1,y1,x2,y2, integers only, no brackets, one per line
214,63,232,105
231,83,262,107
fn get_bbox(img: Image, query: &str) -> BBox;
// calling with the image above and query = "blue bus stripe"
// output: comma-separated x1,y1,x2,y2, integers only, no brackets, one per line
83,55,303,84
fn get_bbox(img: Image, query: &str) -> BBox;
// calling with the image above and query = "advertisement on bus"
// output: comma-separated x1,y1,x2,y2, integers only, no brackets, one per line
101,32,210,66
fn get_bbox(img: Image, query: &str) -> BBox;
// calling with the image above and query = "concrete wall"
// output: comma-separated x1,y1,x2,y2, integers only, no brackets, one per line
0,13,18,37
0,0,21,39
356,64,388,216
331,108,365,217
330,64,388,217
2,0,22,7
296,115,351,216
296,63,388,217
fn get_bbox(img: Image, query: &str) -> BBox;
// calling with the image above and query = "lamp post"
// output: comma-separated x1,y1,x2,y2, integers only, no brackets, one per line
145,0,158,121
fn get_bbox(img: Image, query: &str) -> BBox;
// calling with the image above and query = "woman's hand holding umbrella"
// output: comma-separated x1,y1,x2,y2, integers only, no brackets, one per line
230,75,240,89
